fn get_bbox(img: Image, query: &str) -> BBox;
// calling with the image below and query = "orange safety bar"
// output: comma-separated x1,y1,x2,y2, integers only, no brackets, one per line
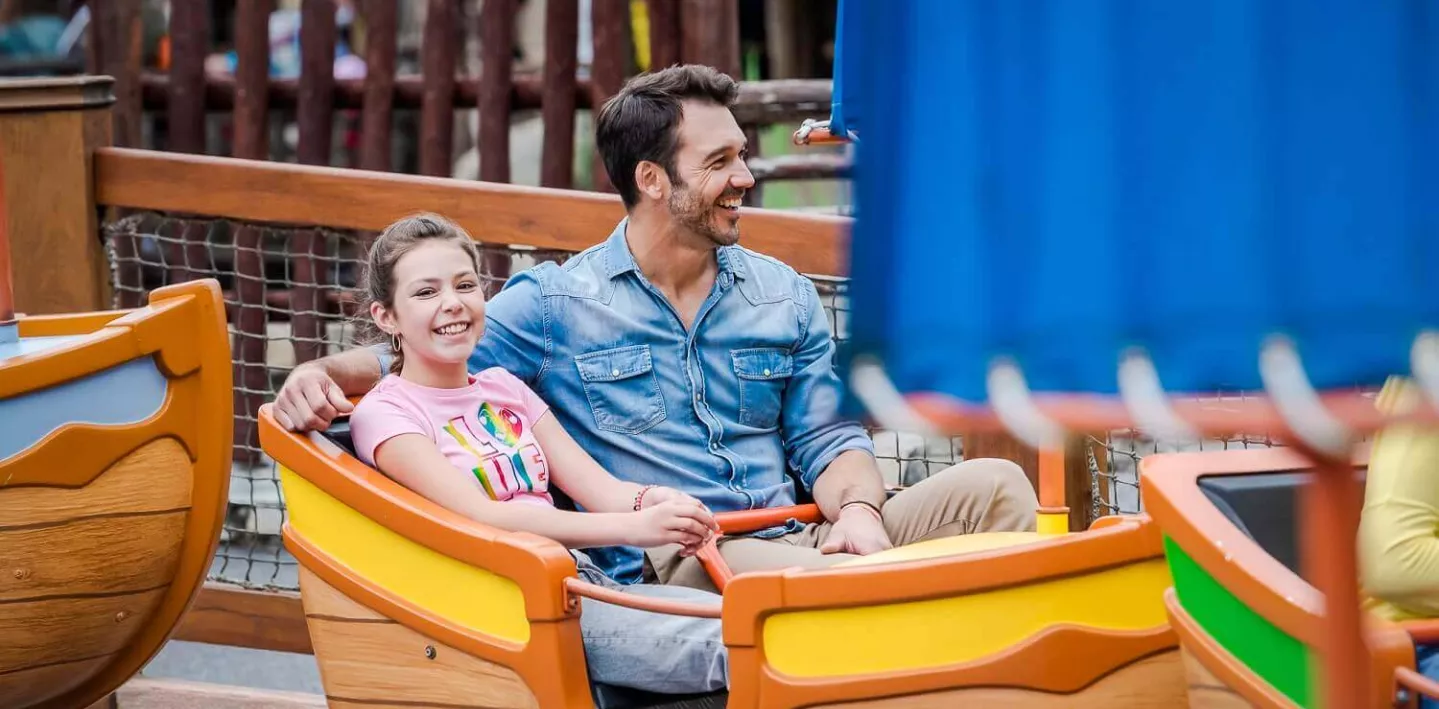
563,577,721,618
716,504,823,535
1036,447,1070,535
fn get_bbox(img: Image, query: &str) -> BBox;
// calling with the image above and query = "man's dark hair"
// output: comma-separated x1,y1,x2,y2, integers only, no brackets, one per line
595,64,739,209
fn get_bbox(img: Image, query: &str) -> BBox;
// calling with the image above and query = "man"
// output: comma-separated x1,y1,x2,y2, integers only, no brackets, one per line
274,64,1038,592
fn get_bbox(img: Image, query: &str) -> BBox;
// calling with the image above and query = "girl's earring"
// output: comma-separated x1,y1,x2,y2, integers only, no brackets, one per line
391,332,401,352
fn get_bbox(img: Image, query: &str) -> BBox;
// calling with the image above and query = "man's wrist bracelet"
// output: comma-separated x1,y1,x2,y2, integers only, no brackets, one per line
840,499,883,519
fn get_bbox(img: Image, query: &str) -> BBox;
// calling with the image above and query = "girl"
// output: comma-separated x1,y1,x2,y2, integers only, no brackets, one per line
347,214,729,695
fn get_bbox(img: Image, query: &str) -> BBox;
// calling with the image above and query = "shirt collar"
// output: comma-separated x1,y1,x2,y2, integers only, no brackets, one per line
601,218,748,282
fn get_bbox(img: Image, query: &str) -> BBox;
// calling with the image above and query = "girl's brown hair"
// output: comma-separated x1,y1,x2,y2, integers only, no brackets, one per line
356,213,483,374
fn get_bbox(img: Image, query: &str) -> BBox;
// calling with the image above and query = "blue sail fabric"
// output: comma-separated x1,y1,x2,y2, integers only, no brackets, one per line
828,0,863,138
845,0,1439,408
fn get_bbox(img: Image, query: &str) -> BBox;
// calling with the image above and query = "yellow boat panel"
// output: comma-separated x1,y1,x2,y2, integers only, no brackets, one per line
764,557,1172,677
281,466,531,644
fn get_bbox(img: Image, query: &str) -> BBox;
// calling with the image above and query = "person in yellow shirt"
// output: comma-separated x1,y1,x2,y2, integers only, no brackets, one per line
1358,376,1439,706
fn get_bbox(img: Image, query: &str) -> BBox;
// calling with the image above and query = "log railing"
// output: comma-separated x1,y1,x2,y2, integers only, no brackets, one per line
87,0,847,192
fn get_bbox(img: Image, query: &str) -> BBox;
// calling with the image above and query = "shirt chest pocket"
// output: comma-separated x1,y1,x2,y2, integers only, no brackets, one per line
731,348,793,429
575,344,668,435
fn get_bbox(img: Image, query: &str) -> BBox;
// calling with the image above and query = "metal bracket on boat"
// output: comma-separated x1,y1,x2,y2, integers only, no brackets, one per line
987,356,1067,452
1259,335,1353,458
1118,347,1201,445
1410,330,1439,417
849,355,940,438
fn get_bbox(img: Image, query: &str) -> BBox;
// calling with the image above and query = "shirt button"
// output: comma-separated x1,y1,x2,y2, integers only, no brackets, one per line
611,369,620,377
763,368,771,376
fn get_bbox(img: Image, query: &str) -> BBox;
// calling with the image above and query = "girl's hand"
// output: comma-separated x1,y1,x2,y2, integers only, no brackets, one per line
626,498,719,555
640,485,707,511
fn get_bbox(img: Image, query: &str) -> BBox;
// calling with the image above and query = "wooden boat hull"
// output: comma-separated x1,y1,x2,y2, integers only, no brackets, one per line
0,280,232,709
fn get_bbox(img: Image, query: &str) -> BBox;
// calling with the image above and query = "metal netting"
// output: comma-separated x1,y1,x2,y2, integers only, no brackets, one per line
1087,423,1282,520
100,210,1267,591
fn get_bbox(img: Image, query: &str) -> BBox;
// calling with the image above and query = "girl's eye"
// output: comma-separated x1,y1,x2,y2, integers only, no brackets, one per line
415,288,435,298
457,281,477,291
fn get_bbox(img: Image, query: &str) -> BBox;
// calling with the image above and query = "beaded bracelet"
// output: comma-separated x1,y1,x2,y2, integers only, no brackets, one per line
633,484,658,511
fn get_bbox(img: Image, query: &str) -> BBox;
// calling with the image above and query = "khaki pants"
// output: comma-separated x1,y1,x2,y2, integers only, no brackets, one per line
644,458,1040,593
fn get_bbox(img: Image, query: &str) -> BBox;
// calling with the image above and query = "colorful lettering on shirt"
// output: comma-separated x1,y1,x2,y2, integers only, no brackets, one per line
441,414,550,500
478,401,524,448
442,417,505,499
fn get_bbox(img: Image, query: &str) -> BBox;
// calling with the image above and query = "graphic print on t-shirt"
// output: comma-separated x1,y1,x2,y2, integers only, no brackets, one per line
440,403,548,501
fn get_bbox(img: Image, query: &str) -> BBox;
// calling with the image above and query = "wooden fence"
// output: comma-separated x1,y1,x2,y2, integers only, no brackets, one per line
85,0,845,198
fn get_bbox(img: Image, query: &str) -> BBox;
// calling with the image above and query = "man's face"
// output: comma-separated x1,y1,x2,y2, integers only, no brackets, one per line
664,101,755,247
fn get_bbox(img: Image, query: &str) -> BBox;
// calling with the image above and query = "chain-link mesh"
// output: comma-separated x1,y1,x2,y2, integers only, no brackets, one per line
1087,425,1281,521
101,210,1275,591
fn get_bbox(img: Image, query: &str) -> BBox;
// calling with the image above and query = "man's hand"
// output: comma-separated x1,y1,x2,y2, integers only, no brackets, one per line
273,364,354,432
819,504,893,555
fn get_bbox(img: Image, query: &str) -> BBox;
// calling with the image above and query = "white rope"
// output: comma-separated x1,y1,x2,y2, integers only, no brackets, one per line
1258,335,1353,457
848,355,941,437
1118,347,1201,445
986,356,1068,451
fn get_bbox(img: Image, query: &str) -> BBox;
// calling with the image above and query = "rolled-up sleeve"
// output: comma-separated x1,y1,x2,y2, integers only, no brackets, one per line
782,277,875,492
468,270,550,387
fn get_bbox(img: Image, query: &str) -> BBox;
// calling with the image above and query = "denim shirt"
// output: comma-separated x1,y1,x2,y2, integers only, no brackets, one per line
456,220,875,584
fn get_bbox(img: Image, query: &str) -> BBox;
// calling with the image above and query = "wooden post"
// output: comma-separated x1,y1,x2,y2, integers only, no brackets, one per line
963,431,1096,531
680,0,741,77
0,77,114,316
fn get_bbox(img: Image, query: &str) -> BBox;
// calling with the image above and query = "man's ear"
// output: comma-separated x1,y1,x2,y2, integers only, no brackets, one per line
634,160,668,202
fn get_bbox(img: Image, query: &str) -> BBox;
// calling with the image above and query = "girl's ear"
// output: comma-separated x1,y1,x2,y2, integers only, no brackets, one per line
634,160,669,202
370,301,396,336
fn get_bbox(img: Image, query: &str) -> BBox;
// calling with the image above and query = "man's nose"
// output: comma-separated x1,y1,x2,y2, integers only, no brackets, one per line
732,160,756,190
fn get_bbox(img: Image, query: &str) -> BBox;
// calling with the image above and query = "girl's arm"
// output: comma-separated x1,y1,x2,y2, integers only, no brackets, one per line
532,411,654,513
372,432,714,550
533,411,718,532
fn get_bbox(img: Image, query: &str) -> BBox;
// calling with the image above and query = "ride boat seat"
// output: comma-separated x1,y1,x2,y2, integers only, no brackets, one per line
1195,471,1304,576
312,417,728,709
1195,468,1368,578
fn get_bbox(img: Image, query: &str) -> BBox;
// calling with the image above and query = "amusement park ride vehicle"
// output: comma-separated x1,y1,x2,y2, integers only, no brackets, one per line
3,2,1439,708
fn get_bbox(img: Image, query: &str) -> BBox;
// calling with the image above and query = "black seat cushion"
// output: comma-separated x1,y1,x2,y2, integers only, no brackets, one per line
320,418,358,457
1197,471,1305,575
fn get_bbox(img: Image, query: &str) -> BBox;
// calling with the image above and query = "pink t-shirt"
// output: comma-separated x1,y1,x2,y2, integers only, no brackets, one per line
349,368,555,507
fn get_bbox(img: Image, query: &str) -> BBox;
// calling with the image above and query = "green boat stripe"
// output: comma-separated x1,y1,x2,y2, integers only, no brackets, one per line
1164,536,1313,707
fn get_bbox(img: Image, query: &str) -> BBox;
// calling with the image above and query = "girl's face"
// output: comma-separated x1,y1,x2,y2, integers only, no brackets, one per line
373,240,486,370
